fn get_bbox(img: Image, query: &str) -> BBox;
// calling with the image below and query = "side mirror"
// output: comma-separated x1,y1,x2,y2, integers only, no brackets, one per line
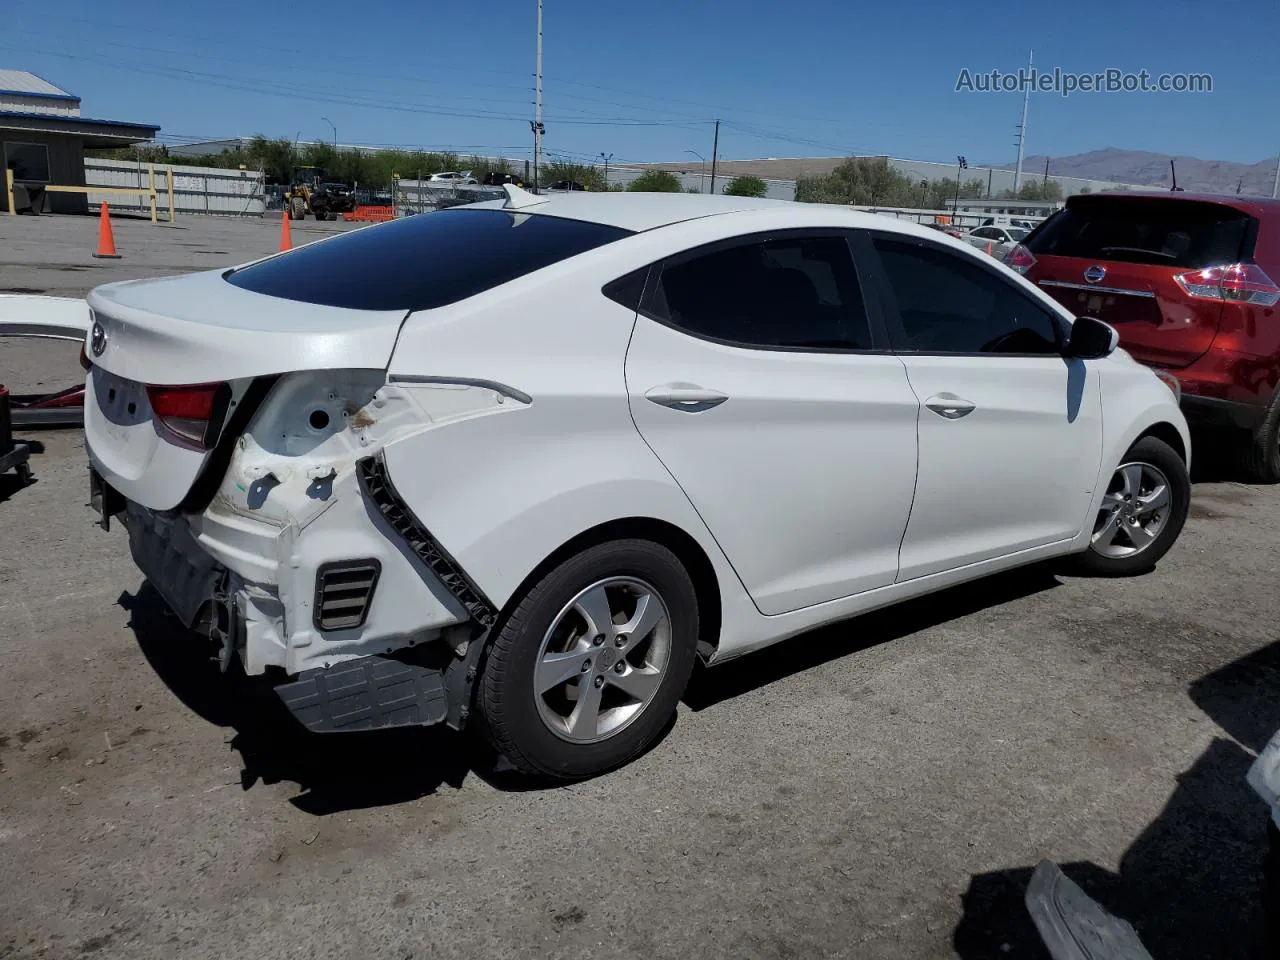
1064,315,1120,359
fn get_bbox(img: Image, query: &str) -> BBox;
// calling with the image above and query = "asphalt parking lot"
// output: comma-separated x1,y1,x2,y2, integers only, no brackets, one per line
1,214,1278,960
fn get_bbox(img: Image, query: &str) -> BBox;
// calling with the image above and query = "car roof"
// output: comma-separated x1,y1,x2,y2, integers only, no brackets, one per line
466,191,946,235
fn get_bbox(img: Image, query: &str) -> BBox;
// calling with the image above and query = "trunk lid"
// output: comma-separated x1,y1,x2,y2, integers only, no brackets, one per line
1023,195,1255,369
85,269,408,511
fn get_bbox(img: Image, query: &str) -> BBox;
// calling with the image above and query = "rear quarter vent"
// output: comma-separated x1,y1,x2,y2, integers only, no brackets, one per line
314,559,382,631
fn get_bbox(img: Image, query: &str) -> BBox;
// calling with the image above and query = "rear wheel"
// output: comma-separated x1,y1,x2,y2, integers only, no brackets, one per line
1239,390,1280,483
478,539,699,781
289,197,305,220
1073,436,1189,576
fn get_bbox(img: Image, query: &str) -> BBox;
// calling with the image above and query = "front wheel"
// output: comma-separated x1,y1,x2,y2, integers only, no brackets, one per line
478,539,700,781
1072,435,1190,576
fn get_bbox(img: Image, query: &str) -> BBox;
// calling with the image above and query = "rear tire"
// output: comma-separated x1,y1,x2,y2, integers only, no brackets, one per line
478,539,699,781
289,197,305,220
1072,436,1189,576
1238,390,1280,483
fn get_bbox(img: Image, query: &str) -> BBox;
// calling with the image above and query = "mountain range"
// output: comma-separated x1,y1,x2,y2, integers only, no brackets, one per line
985,148,1280,196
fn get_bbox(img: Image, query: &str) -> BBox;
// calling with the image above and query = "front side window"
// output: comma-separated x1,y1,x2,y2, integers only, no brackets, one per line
873,237,1061,355
650,235,873,350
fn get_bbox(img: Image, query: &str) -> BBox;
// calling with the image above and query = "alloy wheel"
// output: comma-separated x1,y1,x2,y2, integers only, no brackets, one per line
533,578,672,744
1091,461,1172,559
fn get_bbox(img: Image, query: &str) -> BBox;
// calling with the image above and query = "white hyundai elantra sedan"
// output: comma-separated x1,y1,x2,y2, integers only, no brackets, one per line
82,186,1190,780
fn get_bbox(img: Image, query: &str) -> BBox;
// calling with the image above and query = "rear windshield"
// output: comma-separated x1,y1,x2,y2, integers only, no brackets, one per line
1026,198,1252,268
226,208,633,311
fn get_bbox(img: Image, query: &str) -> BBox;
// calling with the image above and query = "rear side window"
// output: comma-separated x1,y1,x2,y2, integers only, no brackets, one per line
1026,198,1251,268
873,237,1061,355
649,235,873,350
226,209,633,311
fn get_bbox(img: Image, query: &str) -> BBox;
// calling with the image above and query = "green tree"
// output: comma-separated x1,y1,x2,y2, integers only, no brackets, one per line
723,175,767,198
543,161,606,191
243,136,297,183
627,169,682,193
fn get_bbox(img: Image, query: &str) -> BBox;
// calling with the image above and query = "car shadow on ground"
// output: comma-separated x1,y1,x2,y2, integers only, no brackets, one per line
952,640,1280,959
683,565,1062,711
120,584,503,814
121,564,1062,811
1187,429,1261,485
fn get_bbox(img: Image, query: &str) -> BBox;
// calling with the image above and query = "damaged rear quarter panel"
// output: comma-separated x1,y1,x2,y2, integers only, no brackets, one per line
200,368,527,673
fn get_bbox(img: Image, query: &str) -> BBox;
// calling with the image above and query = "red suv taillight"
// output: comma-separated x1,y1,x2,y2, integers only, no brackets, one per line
146,383,228,449
1004,243,1036,274
1173,262,1280,307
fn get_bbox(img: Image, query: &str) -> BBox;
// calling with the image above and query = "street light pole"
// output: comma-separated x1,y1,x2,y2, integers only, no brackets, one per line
600,152,613,189
685,149,706,193
321,116,336,150
953,155,967,221
532,0,544,192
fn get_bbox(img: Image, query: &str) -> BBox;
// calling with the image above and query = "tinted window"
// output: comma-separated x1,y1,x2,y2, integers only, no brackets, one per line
874,238,1060,355
651,236,872,350
971,227,998,240
1026,198,1251,268
603,269,647,311
226,209,633,311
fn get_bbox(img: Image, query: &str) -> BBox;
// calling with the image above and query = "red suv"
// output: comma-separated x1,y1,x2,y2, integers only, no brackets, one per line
1008,192,1280,480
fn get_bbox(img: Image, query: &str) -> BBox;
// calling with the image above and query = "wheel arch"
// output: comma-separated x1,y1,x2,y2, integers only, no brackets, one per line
497,517,723,661
1136,420,1188,465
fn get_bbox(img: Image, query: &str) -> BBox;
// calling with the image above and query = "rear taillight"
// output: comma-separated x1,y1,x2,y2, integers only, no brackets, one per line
146,383,228,449
1173,263,1280,307
1004,243,1036,274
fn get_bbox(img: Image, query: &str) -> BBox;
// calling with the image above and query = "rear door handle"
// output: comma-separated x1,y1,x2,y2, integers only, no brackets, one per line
924,393,976,419
643,383,729,412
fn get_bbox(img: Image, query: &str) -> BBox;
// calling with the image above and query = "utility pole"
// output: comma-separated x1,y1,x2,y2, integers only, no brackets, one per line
1042,156,1049,189
321,117,336,151
532,0,544,192
684,149,705,192
1272,153,1280,199
1013,49,1032,195
600,152,613,189
953,155,967,220
709,119,720,195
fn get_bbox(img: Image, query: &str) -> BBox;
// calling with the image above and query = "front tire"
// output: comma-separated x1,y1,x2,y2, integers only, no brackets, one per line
478,539,699,781
1073,436,1190,576
289,197,305,220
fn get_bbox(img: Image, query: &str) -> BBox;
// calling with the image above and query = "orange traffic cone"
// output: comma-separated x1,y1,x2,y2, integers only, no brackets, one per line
92,202,121,259
279,208,293,252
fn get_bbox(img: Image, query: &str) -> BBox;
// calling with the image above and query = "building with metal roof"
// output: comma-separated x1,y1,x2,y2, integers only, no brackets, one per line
1,69,159,214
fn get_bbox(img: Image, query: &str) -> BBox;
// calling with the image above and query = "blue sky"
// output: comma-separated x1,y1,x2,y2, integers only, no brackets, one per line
5,0,1278,167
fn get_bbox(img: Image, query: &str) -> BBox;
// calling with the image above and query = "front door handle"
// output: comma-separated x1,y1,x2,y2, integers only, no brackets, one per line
925,393,976,419
644,383,729,413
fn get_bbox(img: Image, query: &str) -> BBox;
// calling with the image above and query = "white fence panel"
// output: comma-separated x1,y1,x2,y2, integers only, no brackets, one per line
85,159,266,217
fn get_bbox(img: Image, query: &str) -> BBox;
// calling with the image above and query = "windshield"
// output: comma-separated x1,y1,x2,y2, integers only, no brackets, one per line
1008,228,1029,241
226,209,633,310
